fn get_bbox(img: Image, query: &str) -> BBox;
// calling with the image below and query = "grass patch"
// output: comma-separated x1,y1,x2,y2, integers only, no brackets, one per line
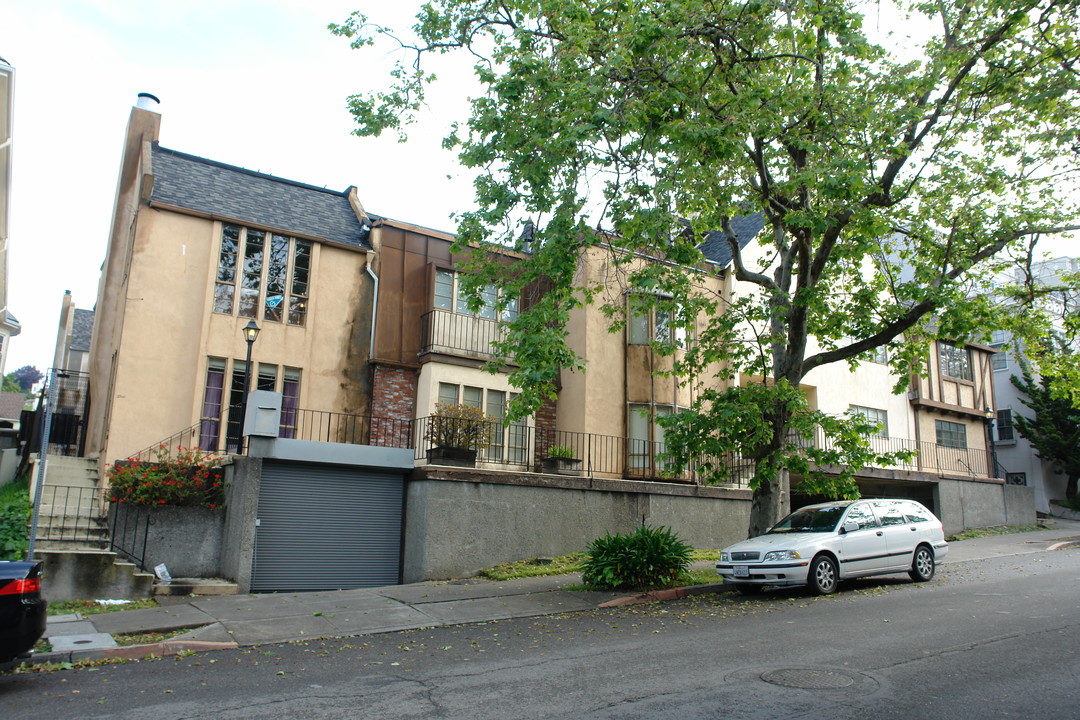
478,548,720,582
479,553,585,580
948,524,1045,541
113,629,188,647
48,597,159,617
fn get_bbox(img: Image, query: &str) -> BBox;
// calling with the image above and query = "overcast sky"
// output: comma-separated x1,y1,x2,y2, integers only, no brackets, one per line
0,0,477,373
0,1,1075,374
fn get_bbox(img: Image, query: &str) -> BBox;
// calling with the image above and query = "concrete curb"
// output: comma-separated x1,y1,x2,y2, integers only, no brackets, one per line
16,640,239,668
598,583,728,608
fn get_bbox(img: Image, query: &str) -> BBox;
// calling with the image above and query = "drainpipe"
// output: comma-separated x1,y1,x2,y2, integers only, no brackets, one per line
365,254,378,360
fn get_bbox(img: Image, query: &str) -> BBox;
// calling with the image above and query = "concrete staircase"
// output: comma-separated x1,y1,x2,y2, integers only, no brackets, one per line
31,455,109,550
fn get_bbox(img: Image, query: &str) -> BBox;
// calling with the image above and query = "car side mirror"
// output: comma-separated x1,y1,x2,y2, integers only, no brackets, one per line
840,520,859,534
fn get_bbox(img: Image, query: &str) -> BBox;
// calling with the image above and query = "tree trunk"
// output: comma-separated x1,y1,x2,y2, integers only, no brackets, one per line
747,468,790,538
1067,474,1077,500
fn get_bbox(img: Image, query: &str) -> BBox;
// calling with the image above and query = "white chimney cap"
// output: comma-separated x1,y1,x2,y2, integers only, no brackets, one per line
135,92,160,111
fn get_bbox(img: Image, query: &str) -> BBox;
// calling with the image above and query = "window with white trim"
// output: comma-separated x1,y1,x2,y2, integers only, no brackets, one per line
628,304,689,346
214,224,311,326
628,404,679,470
849,405,889,438
996,408,1015,442
437,382,529,463
989,329,1009,372
434,268,518,321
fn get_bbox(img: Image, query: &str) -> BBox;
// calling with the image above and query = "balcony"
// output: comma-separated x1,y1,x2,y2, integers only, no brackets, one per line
420,309,509,361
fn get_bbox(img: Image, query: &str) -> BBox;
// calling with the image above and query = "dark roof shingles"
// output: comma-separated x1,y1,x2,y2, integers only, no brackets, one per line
699,213,766,268
149,144,371,249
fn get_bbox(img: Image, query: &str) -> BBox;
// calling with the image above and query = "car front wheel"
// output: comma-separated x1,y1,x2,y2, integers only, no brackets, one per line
809,555,838,595
909,545,935,582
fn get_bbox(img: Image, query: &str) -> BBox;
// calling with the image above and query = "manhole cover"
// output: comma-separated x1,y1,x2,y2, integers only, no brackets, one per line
761,668,855,689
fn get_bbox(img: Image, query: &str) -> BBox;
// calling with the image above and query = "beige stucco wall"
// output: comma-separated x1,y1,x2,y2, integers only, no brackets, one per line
99,207,370,466
558,245,729,440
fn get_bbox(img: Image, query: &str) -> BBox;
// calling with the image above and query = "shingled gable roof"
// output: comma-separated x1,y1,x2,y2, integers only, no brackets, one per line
699,212,766,268
149,143,374,250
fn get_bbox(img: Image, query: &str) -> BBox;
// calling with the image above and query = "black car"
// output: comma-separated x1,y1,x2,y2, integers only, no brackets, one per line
0,561,46,663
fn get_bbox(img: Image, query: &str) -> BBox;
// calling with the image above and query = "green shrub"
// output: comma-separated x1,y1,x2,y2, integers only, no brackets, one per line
424,403,494,451
0,477,31,561
107,446,226,508
580,525,693,590
547,445,576,459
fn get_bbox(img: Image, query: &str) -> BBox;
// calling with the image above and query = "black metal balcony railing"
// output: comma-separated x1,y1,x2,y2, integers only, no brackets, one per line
123,411,998,489
420,309,510,359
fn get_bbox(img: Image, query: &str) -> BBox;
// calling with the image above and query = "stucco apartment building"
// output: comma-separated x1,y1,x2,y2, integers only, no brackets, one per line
81,96,1025,555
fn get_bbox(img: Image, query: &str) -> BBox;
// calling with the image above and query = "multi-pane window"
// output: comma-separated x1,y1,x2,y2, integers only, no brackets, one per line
436,382,528,463
996,409,1015,442
629,305,689,346
867,345,888,364
989,329,1009,372
939,342,972,380
849,405,889,438
434,268,518,321
200,357,301,451
214,224,311,326
628,404,675,469
935,419,968,449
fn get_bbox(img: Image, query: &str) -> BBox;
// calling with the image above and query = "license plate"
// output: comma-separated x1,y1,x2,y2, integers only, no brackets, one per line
734,565,749,578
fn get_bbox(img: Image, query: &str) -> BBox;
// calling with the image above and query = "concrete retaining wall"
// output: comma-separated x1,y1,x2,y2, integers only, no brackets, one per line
107,504,226,578
402,469,752,582
35,549,154,601
935,477,1035,534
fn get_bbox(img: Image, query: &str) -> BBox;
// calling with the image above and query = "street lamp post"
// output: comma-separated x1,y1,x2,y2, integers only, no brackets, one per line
984,406,1000,479
237,319,261,453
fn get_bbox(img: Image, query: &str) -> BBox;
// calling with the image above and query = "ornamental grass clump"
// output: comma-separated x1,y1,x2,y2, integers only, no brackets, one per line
107,446,226,508
580,525,693,591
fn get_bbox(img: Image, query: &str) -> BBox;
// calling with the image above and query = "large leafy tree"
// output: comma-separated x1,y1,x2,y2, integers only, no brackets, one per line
335,0,1080,535
1011,360,1080,498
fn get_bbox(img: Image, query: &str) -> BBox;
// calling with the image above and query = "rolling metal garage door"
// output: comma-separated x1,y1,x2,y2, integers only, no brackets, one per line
252,461,404,592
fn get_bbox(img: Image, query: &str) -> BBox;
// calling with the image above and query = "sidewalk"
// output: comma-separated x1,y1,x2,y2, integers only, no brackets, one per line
30,518,1080,666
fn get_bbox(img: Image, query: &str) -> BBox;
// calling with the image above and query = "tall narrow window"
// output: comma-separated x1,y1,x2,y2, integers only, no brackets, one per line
628,404,650,469
438,382,459,406
199,358,226,450
486,390,505,460
257,363,277,392
996,409,1014,442
462,386,483,408
434,269,454,310
280,368,301,439
289,241,311,326
264,234,290,322
225,362,249,451
214,225,240,313
238,229,266,318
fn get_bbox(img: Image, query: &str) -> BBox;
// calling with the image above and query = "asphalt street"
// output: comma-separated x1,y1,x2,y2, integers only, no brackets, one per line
2,546,1078,719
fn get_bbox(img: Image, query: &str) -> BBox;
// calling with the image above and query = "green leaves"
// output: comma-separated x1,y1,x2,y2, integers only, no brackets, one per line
579,525,693,590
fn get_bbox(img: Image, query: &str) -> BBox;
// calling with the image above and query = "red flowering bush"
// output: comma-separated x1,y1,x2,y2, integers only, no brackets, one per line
107,445,226,508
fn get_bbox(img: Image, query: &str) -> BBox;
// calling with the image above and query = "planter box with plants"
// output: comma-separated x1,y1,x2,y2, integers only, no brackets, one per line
540,445,582,476
424,403,494,468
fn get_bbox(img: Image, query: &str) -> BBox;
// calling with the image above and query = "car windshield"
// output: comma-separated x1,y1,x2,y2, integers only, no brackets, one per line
769,505,847,533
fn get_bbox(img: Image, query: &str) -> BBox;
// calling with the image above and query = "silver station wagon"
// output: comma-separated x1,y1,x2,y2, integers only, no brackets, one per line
717,499,949,595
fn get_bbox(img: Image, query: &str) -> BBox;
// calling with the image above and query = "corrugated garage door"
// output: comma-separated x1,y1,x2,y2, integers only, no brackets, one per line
251,461,404,592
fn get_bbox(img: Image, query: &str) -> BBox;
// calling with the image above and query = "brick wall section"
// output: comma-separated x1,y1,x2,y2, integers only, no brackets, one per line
534,396,558,459
371,365,417,421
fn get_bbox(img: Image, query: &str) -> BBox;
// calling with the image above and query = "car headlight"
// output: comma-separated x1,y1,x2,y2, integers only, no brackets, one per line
720,552,730,562
762,550,800,562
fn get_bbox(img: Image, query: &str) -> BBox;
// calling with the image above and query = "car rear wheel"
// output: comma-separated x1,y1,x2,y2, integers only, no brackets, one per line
809,555,838,595
909,545,935,582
